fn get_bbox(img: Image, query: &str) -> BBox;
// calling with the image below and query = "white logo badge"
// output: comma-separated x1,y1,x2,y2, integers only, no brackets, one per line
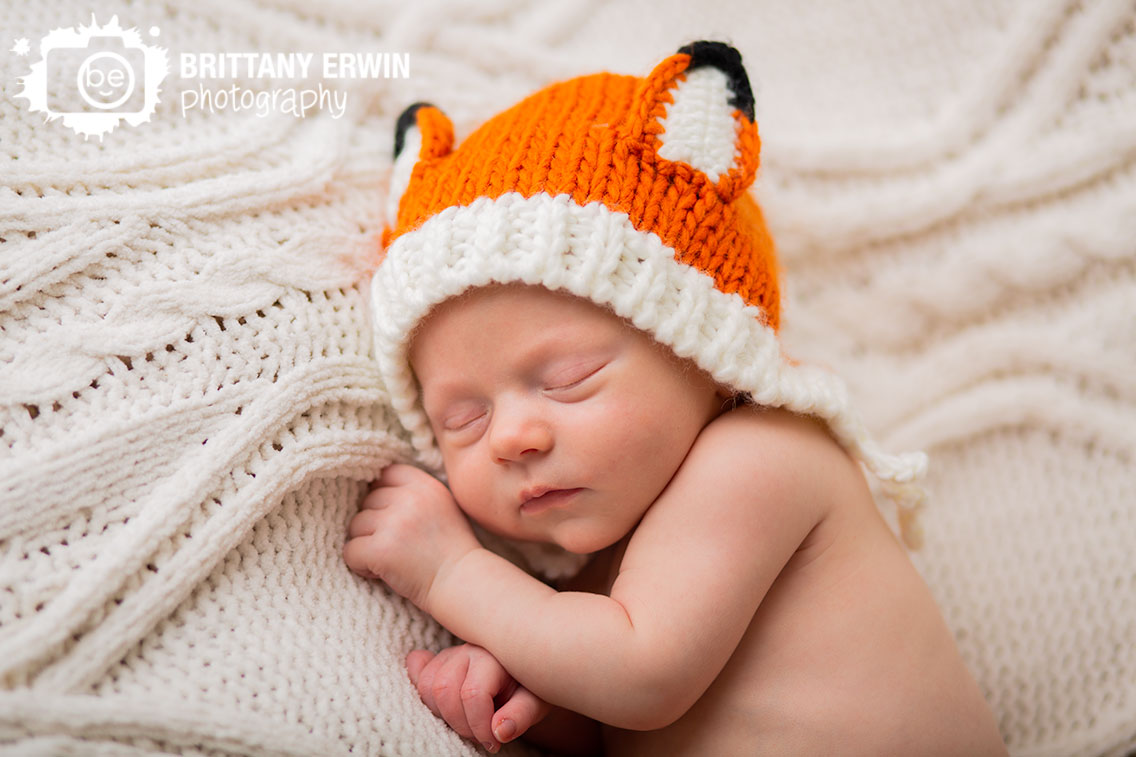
14,15,169,140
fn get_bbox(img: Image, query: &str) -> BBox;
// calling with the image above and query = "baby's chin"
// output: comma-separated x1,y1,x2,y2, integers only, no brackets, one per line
547,523,626,555
479,521,620,556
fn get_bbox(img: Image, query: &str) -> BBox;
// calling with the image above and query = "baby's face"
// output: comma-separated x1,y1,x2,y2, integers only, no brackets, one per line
409,284,723,554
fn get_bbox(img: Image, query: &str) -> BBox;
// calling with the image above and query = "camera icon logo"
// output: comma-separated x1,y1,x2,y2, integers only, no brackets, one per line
15,15,169,140
76,50,139,111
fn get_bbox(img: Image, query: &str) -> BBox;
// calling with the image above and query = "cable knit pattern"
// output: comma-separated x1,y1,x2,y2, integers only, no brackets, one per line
1,1,1133,756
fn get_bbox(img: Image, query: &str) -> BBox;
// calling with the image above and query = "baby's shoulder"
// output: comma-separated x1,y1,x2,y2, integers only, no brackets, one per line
685,405,867,511
696,404,847,462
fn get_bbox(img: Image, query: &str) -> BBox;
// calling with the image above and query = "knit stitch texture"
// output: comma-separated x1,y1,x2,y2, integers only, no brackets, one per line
1,1,1134,756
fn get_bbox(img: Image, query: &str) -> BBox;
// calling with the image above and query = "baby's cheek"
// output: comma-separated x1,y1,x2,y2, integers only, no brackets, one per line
442,463,474,506
571,407,642,476
588,397,657,450
612,406,693,488
443,459,495,521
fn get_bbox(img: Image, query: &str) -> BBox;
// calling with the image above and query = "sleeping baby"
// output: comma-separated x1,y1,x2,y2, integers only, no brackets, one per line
347,41,1007,756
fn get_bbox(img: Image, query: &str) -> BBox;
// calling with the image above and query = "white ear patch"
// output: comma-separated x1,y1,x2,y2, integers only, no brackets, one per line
386,125,422,228
655,66,740,183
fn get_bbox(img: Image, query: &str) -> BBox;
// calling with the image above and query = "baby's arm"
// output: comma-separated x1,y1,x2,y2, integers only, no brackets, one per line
437,409,834,727
346,409,834,728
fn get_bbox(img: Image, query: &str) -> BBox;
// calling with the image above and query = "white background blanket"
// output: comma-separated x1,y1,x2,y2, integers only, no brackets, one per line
1,0,1133,755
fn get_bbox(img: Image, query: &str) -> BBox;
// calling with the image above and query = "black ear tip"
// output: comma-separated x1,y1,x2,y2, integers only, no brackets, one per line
676,41,754,122
394,101,434,159
677,40,741,66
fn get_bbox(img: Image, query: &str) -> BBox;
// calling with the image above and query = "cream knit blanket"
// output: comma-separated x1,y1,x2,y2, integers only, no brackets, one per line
1,1,1133,755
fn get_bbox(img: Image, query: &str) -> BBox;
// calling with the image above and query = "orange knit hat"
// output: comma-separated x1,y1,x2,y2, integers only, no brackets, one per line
370,42,927,547
382,41,778,331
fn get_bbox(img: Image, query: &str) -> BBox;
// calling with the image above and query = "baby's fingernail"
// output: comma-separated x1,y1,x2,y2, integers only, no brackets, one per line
493,719,516,742
482,742,497,753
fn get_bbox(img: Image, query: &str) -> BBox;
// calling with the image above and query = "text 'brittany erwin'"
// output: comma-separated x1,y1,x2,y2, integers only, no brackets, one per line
178,52,410,80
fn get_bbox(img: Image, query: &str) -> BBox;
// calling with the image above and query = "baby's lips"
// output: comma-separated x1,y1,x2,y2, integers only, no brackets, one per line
518,484,555,504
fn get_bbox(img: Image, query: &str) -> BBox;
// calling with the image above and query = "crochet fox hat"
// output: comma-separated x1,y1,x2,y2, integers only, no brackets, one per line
371,41,928,547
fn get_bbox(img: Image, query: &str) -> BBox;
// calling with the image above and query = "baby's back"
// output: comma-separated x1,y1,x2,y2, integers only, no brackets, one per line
584,409,1006,756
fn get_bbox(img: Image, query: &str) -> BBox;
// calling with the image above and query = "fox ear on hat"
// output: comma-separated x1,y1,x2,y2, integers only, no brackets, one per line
385,102,455,229
631,41,760,201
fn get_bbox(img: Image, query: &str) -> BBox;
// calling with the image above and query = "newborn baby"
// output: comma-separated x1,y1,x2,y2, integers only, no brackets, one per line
350,41,1007,756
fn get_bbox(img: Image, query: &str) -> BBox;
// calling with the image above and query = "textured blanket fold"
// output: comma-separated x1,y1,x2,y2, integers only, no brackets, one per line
1,0,1133,755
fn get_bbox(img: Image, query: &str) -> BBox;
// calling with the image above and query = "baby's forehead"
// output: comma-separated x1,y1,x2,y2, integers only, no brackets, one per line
408,282,714,385
407,283,657,374
412,283,629,344
438,282,611,315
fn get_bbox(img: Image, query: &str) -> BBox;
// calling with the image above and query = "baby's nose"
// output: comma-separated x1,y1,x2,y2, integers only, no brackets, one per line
488,402,552,463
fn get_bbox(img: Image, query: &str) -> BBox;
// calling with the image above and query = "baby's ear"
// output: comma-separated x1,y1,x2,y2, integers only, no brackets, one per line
386,102,455,229
632,41,760,201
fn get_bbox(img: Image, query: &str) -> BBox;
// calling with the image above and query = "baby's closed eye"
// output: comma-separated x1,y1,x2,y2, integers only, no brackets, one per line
542,359,607,395
441,402,488,431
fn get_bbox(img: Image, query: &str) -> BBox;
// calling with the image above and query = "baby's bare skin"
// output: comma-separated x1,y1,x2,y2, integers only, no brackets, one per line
345,285,1005,754
574,409,1004,756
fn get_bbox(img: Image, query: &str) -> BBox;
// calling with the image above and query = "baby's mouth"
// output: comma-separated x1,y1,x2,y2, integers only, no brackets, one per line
519,487,584,515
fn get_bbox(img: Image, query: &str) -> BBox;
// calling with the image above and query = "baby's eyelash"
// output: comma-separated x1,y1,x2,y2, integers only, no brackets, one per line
442,408,486,431
549,375,587,390
546,363,604,390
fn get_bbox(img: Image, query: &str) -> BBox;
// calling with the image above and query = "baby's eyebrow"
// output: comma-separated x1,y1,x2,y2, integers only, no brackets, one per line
527,320,626,357
414,367,467,411
417,325,622,409
520,335,617,377
418,379,467,413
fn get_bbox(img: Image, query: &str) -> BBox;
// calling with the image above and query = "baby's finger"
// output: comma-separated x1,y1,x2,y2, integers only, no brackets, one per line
346,508,382,538
461,652,513,753
493,684,551,744
378,463,423,486
341,538,379,579
431,650,475,739
359,486,398,512
412,657,441,719
405,649,435,687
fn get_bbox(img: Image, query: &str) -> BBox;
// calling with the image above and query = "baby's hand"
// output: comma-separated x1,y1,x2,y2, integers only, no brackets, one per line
343,463,480,610
406,644,550,754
